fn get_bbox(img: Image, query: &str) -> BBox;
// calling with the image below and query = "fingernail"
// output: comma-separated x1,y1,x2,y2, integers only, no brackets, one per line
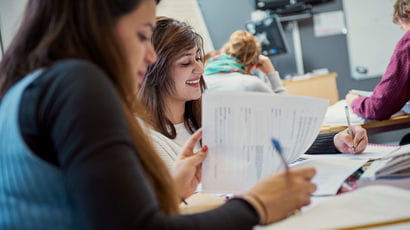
202,145,208,152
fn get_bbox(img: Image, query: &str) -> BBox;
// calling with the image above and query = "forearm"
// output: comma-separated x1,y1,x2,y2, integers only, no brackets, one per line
305,133,339,154
266,72,286,95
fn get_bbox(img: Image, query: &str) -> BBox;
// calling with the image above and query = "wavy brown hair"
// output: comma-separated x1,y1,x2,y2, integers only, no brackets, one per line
138,17,206,139
393,0,410,24
0,0,179,214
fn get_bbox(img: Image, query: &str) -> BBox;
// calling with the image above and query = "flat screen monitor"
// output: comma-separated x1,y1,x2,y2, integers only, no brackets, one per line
245,15,288,56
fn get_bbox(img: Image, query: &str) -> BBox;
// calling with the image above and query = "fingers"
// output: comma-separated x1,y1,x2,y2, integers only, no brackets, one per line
289,167,316,180
180,128,203,157
186,147,208,166
349,126,368,153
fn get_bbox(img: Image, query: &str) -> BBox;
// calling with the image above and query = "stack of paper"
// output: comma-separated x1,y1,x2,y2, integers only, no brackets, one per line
376,152,410,178
201,92,328,194
362,144,410,179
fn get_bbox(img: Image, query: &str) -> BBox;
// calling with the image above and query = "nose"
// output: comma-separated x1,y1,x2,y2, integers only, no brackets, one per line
193,59,204,75
146,42,157,65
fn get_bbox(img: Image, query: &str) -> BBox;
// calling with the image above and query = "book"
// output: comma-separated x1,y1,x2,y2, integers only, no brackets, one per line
361,144,410,179
376,151,410,178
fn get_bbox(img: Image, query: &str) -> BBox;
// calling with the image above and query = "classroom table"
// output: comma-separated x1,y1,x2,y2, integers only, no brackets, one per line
320,114,410,134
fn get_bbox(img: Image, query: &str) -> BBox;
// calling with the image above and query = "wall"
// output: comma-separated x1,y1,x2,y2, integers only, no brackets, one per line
197,0,382,98
0,0,27,49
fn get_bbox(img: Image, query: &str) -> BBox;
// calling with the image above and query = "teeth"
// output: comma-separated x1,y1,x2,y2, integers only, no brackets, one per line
186,79,200,84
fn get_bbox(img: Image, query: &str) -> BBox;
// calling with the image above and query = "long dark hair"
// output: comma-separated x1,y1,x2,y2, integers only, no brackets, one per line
138,17,206,139
0,0,179,214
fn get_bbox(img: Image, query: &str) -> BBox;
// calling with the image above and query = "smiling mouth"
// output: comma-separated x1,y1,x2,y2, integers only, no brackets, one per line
185,79,200,85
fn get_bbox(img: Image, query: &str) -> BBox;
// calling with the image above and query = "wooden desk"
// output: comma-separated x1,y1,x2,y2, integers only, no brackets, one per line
320,114,410,134
282,73,339,105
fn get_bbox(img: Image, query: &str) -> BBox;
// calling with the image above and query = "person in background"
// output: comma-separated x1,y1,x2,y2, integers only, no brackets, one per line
204,30,287,94
0,0,317,229
139,17,369,173
346,0,410,121
346,0,410,145
204,49,221,64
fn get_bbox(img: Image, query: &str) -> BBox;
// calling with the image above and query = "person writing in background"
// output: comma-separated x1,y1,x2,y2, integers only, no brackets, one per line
139,17,369,177
204,30,287,94
346,0,410,121
0,0,317,229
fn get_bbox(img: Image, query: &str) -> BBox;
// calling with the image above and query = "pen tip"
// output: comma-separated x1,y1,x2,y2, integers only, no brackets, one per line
271,138,283,154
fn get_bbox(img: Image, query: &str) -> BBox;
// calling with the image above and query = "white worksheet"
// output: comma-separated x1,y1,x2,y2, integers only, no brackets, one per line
291,157,367,196
201,92,328,194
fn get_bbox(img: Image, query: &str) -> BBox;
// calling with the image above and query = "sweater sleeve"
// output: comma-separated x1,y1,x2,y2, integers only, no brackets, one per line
305,133,340,154
20,60,259,230
351,32,410,120
149,128,180,169
266,71,287,95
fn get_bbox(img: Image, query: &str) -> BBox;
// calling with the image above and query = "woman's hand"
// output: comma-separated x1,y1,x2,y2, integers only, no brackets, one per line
243,167,316,224
334,125,368,154
345,93,360,106
172,129,208,199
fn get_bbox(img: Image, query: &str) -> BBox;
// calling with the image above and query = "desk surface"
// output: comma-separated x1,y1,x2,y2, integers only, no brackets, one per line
282,72,339,105
320,114,410,134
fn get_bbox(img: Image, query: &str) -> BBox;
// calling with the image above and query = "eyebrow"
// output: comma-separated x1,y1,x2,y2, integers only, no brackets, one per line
143,23,155,31
177,49,201,60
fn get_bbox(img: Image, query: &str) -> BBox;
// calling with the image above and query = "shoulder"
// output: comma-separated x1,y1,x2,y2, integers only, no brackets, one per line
36,59,118,104
44,59,111,89
394,31,410,54
240,74,273,92
147,126,180,168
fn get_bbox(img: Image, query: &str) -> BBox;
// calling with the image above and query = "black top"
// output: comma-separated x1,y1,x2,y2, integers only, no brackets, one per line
18,60,338,229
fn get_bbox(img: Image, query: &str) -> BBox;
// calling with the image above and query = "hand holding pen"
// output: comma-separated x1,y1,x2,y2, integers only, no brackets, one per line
239,138,316,224
333,106,368,154
344,105,356,151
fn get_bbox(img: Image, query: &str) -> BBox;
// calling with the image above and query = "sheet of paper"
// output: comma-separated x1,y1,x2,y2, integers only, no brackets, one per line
257,185,410,230
323,99,366,125
291,157,367,195
201,92,328,194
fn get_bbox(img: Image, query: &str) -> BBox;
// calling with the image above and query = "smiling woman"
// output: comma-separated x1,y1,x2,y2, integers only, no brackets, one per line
0,0,319,228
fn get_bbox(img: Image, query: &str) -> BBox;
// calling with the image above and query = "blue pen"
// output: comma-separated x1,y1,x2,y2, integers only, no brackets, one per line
271,138,289,171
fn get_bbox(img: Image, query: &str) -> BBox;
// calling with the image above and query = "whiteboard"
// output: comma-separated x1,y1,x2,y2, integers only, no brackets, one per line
343,0,403,80
156,0,214,52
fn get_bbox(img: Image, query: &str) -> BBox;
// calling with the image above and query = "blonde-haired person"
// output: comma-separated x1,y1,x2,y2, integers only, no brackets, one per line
204,30,286,94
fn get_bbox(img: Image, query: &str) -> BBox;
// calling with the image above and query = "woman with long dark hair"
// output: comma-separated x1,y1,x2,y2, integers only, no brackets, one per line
139,17,369,175
0,0,317,229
